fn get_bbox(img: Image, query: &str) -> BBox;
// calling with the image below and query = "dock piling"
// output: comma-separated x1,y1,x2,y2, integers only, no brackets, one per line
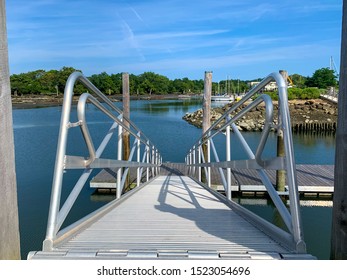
331,0,347,260
0,0,21,260
202,71,212,187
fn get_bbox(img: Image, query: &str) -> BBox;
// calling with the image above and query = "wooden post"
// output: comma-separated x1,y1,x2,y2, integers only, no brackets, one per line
202,71,212,186
122,72,131,192
0,0,21,259
331,0,347,260
276,70,287,192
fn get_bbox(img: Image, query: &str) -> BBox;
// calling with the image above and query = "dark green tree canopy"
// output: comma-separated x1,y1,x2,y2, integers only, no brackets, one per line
10,66,339,96
305,68,338,88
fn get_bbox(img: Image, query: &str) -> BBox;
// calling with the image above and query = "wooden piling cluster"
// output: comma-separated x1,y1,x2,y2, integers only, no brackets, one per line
293,121,337,133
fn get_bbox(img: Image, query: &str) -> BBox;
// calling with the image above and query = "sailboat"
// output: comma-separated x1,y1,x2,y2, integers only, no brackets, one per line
211,94,234,102
211,77,235,102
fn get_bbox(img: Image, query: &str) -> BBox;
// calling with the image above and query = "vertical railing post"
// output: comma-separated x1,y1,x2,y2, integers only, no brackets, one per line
136,132,141,187
192,146,196,177
277,72,305,252
226,117,232,200
207,136,211,188
276,70,287,192
189,149,193,175
117,118,123,199
155,149,159,176
198,142,202,182
151,146,155,177
146,141,150,182
44,73,79,250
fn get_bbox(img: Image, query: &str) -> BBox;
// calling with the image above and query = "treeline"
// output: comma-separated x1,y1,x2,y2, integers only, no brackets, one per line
10,66,338,97
10,66,206,96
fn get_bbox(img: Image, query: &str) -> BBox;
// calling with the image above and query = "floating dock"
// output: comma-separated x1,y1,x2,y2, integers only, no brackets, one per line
90,163,334,196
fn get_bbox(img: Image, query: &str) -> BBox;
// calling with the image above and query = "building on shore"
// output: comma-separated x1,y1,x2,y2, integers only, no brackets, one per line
249,81,278,92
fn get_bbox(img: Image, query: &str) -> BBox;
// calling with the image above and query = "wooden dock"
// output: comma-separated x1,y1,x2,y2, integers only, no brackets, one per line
91,163,334,196
29,175,314,259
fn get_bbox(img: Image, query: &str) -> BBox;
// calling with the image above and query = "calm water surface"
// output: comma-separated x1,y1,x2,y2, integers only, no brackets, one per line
13,99,335,259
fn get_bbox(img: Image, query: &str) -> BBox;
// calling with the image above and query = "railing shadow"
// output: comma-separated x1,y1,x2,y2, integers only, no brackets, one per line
154,175,287,255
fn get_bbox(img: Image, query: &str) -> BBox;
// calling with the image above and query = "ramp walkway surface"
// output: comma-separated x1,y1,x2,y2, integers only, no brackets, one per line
29,175,313,260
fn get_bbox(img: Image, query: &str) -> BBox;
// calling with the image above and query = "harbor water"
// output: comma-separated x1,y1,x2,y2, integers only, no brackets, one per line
13,99,335,259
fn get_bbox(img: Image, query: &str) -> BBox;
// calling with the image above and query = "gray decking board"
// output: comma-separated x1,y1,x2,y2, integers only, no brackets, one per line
90,163,334,194
160,163,334,193
32,175,303,259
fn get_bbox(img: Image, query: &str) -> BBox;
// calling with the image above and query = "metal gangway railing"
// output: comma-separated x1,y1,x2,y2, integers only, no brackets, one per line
185,72,306,254
43,72,162,251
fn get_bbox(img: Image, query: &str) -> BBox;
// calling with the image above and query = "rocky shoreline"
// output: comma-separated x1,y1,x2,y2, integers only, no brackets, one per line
12,95,338,133
183,99,337,133
11,95,120,109
11,93,185,109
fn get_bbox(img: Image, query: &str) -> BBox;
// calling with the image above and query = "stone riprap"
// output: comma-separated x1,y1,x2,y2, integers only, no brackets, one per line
182,99,337,133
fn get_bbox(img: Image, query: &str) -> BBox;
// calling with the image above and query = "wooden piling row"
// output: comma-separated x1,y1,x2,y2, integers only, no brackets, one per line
292,121,337,133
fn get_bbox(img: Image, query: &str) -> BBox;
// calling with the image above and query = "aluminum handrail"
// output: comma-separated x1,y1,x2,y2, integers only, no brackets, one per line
43,72,162,251
185,72,306,253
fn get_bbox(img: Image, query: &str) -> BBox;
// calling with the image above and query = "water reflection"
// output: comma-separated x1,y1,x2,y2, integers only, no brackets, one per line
140,99,203,115
232,194,332,260
90,191,116,203
293,132,335,164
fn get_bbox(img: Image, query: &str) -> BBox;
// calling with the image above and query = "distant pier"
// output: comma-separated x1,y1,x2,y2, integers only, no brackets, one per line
90,163,334,197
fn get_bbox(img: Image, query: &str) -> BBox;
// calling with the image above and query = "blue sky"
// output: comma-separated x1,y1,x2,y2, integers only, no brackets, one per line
6,0,343,81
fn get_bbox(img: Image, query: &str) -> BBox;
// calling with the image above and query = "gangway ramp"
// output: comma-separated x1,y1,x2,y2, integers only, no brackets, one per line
29,175,314,259
28,72,316,260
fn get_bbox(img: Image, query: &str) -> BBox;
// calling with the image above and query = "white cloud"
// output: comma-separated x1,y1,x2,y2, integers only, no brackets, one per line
6,0,342,80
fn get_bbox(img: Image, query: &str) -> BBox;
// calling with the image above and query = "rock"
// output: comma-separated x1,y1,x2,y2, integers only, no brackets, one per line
238,121,251,131
182,98,338,133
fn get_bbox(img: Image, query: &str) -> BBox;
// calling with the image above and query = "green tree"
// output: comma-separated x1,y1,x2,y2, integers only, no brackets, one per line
129,73,139,94
10,70,44,95
138,72,170,94
58,66,85,94
41,70,59,94
10,73,27,95
171,78,197,94
110,73,122,94
305,68,338,88
290,74,306,88
89,72,115,95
